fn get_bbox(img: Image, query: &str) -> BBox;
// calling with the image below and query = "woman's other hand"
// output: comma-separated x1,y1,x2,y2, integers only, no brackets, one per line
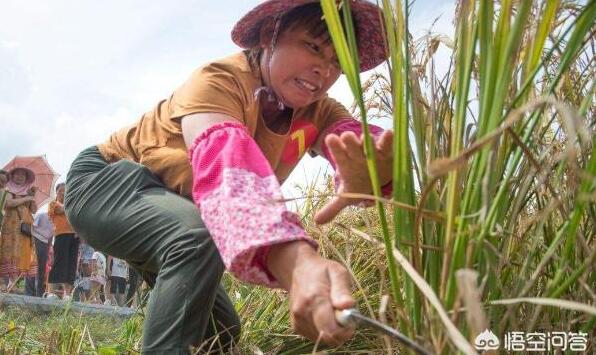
315,130,393,224
27,186,37,196
267,241,355,346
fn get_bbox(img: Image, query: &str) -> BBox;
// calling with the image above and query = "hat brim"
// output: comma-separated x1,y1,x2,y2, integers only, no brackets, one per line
231,0,388,72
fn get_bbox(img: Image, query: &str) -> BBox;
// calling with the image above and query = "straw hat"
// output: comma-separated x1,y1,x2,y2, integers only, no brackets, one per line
231,0,387,72
9,167,36,185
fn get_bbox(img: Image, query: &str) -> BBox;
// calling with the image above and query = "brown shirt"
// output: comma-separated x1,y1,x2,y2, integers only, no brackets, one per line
97,52,350,198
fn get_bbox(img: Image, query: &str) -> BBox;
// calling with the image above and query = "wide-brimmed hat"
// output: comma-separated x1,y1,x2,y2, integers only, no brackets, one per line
9,167,36,185
231,0,388,72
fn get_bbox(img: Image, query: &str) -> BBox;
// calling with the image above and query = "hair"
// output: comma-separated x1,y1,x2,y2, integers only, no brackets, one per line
246,3,355,70
279,3,334,45
56,182,66,192
10,168,29,177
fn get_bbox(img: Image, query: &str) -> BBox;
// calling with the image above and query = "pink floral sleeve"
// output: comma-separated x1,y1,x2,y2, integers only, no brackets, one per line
320,118,392,196
188,121,317,287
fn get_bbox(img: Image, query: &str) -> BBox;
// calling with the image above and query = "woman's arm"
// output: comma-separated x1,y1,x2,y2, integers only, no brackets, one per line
4,194,35,208
29,201,38,215
182,112,317,284
182,112,355,345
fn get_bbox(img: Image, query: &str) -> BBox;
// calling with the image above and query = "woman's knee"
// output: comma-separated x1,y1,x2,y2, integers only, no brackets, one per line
162,234,224,277
65,160,147,244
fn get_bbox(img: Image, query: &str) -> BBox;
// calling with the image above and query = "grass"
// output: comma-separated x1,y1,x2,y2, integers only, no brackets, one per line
1,0,594,353
0,305,140,354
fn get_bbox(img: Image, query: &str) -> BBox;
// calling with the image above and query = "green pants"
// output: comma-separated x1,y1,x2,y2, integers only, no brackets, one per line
65,146,240,354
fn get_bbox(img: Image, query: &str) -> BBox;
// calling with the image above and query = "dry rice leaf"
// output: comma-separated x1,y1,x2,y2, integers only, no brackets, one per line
490,298,596,316
426,96,585,178
339,225,477,354
427,156,467,178
455,270,488,339
390,247,477,354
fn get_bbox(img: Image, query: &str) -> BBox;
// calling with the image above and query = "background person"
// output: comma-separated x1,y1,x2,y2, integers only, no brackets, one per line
25,210,54,297
0,168,38,292
106,255,128,306
89,251,107,304
74,239,95,302
47,183,79,300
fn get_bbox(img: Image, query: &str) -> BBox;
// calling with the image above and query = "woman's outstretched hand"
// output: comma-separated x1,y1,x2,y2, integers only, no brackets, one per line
268,241,355,346
315,130,393,224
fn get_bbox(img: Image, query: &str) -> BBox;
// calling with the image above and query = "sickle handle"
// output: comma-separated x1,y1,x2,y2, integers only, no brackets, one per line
335,308,359,328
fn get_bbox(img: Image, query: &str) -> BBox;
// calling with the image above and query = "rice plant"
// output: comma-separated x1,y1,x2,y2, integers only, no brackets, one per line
321,0,595,353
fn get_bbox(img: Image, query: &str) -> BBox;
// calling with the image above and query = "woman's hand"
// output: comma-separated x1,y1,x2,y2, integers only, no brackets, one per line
315,130,393,224
268,241,355,346
54,203,65,214
288,254,356,345
27,186,37,196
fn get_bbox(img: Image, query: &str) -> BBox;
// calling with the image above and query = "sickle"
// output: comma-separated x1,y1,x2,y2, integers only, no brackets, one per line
336,308,433,355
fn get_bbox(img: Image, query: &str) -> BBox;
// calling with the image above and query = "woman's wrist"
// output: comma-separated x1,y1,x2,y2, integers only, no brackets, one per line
267,240,319,290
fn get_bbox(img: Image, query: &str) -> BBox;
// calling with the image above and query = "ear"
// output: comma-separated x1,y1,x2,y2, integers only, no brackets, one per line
258,18,275,48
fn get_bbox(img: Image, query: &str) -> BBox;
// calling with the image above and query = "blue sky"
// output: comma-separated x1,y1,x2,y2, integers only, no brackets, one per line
0,0,454,204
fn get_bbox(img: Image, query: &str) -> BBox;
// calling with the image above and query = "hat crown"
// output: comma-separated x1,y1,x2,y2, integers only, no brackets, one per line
232,0,388,72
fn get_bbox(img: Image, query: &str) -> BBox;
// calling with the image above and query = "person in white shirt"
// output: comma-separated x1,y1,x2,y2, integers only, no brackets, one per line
106,256,129,306
75,240,95,302
25,211,54,297
89,251,106,304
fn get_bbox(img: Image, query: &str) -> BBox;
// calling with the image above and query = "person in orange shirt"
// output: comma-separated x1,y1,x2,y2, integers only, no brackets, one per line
47,183,79,300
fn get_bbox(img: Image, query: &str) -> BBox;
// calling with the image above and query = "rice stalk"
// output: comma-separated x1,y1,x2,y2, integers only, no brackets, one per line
322,0,595,353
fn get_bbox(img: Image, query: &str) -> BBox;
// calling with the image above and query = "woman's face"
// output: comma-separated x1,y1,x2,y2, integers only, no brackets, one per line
260,25,341,109
57,185,65,201
11,169,28,185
